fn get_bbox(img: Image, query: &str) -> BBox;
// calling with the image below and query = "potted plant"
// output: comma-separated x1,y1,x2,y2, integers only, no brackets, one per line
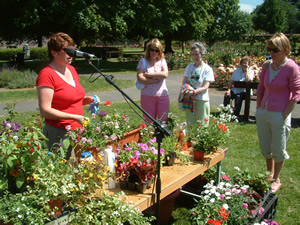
115,142,158,193
161,135,190,166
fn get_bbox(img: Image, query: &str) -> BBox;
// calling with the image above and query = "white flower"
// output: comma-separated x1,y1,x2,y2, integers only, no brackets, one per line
18,215,22,219
203,195,210,200
210,198,215,203
225,191,231,196
222,203,229,210
215,192,220,197
13,135,19,141
210,189,216,194
234,166,240,171
16,207,20,212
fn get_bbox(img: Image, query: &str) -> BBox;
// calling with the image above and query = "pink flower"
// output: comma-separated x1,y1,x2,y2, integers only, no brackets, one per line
259,207,265,215
221,175,230,181
242,203,248,209
65,125,72,131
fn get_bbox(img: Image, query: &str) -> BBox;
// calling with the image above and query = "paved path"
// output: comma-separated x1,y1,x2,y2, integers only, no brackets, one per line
1,73,300,120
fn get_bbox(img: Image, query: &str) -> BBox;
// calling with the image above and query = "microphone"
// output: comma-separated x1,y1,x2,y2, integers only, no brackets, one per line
65,46,96,59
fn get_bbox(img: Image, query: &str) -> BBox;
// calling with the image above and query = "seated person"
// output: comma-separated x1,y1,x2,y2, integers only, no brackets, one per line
223,56,254,118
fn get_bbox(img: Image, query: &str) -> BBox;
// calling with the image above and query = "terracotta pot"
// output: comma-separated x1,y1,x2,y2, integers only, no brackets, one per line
118,127,142,148
176,130,185,142
193,150,205,161
47,199,63,218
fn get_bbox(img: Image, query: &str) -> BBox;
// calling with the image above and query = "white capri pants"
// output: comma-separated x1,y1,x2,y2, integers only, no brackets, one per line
255,107,291,162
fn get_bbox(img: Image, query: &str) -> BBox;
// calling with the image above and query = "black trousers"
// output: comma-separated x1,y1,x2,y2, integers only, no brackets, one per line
223,91,246,117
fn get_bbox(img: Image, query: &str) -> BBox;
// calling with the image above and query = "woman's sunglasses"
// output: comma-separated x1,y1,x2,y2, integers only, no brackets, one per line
150,48,160,53
267,47,280,53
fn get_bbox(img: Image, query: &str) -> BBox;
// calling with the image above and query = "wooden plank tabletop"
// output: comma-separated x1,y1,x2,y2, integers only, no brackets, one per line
108,148,228,211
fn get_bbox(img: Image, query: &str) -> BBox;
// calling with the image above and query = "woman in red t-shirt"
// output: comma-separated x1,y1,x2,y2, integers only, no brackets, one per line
36,32,98,156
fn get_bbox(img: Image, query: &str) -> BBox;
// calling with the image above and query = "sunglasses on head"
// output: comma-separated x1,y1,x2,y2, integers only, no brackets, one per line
150,48,160,53
267,47,280,53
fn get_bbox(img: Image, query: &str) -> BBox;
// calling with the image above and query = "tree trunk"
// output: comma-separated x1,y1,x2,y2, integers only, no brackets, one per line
164,36,174,54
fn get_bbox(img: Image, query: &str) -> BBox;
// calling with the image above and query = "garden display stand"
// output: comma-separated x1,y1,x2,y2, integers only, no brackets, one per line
83,57,172,225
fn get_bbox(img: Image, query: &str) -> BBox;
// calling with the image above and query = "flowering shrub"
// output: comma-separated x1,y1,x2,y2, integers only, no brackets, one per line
165,52,191,70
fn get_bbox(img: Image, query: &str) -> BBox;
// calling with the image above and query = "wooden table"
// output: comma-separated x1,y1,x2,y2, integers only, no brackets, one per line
233,81,259,121
109,148,228,211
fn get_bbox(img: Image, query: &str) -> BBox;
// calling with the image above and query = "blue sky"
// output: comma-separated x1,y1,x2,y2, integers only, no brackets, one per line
239,0,264,13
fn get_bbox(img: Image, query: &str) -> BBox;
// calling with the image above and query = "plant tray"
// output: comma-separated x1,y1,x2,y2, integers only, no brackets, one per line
250,191,279,223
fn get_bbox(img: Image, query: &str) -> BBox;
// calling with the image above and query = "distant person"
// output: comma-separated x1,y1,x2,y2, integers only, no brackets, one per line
136,38,169,123
223,56,255,119
256,33,300,193
180,42,214,128
36,32,99,158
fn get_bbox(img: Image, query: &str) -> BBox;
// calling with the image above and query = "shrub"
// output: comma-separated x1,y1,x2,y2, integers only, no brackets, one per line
0,68,37,89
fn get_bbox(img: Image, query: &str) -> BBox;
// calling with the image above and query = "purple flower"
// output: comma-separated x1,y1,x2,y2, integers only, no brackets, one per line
81,137,87,143
91,113,96,118
96,126,101,132
134,150,140,159
65,125,72,131
160,148,165,155
125,147,133,151
140,143,148,152
99,111,107,116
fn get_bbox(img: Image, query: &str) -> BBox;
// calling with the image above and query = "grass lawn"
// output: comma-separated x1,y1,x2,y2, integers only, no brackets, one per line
1,102,299,224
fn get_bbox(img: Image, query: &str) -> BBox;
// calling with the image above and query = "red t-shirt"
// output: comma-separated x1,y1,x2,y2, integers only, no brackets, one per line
36,65,86,130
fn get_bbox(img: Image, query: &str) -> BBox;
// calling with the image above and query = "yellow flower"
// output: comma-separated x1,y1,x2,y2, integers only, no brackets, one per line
89,173,93,177
82,117,90,127
84,170,87,174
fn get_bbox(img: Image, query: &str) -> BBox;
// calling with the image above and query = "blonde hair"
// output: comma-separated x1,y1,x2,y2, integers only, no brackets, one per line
145,38,164,60
267,33,291,56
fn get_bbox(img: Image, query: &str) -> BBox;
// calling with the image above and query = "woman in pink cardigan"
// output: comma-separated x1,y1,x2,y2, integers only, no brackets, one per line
256,33,300,193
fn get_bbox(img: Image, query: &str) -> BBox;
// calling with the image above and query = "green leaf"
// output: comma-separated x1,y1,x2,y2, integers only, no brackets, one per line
16,176,24,189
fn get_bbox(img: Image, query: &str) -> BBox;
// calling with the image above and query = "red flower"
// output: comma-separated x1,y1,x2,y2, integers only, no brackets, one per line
27,142,30,146
139,123,147,128
104,101,112,106
30,147,34,154
37,144,40,150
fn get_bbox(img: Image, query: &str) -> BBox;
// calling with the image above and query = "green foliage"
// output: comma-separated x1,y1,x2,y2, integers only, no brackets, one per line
165,52,191,70
0,48,22,60
0,67,37,89
252,0,289,33
29,47,48,60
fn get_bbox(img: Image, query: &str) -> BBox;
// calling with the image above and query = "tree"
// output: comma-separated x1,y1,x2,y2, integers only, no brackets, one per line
252,0,288,33
125,0,212,53
224,10,254,42
203,0,240,45
0,0,135,46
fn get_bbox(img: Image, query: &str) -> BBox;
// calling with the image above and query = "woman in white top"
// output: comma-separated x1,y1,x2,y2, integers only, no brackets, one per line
223,56,254,118
181,42,215,127
136,38,169,123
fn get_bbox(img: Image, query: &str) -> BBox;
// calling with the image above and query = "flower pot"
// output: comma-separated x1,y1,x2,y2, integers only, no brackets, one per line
119,180,128,190
74,145,102,163
127,181,136,191
136,182,147,193
176,130,185,142
47,199,63,218
164,152,176,166
147,179,154,189
118,127,142,148
193,150,205,161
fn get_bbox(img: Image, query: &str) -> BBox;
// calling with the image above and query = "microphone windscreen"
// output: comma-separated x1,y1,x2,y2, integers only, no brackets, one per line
65,46,77,57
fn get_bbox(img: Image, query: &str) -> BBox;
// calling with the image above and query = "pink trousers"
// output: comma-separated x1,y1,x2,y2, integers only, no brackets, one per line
141,95,170,123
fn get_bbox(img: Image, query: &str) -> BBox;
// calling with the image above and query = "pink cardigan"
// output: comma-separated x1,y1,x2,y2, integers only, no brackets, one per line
257,59,300,112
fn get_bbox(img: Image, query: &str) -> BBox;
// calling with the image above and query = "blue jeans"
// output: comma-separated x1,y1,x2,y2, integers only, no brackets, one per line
223,91,246,117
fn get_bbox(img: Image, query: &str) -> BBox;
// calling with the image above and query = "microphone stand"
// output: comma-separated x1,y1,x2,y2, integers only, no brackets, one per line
85,58,171,225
